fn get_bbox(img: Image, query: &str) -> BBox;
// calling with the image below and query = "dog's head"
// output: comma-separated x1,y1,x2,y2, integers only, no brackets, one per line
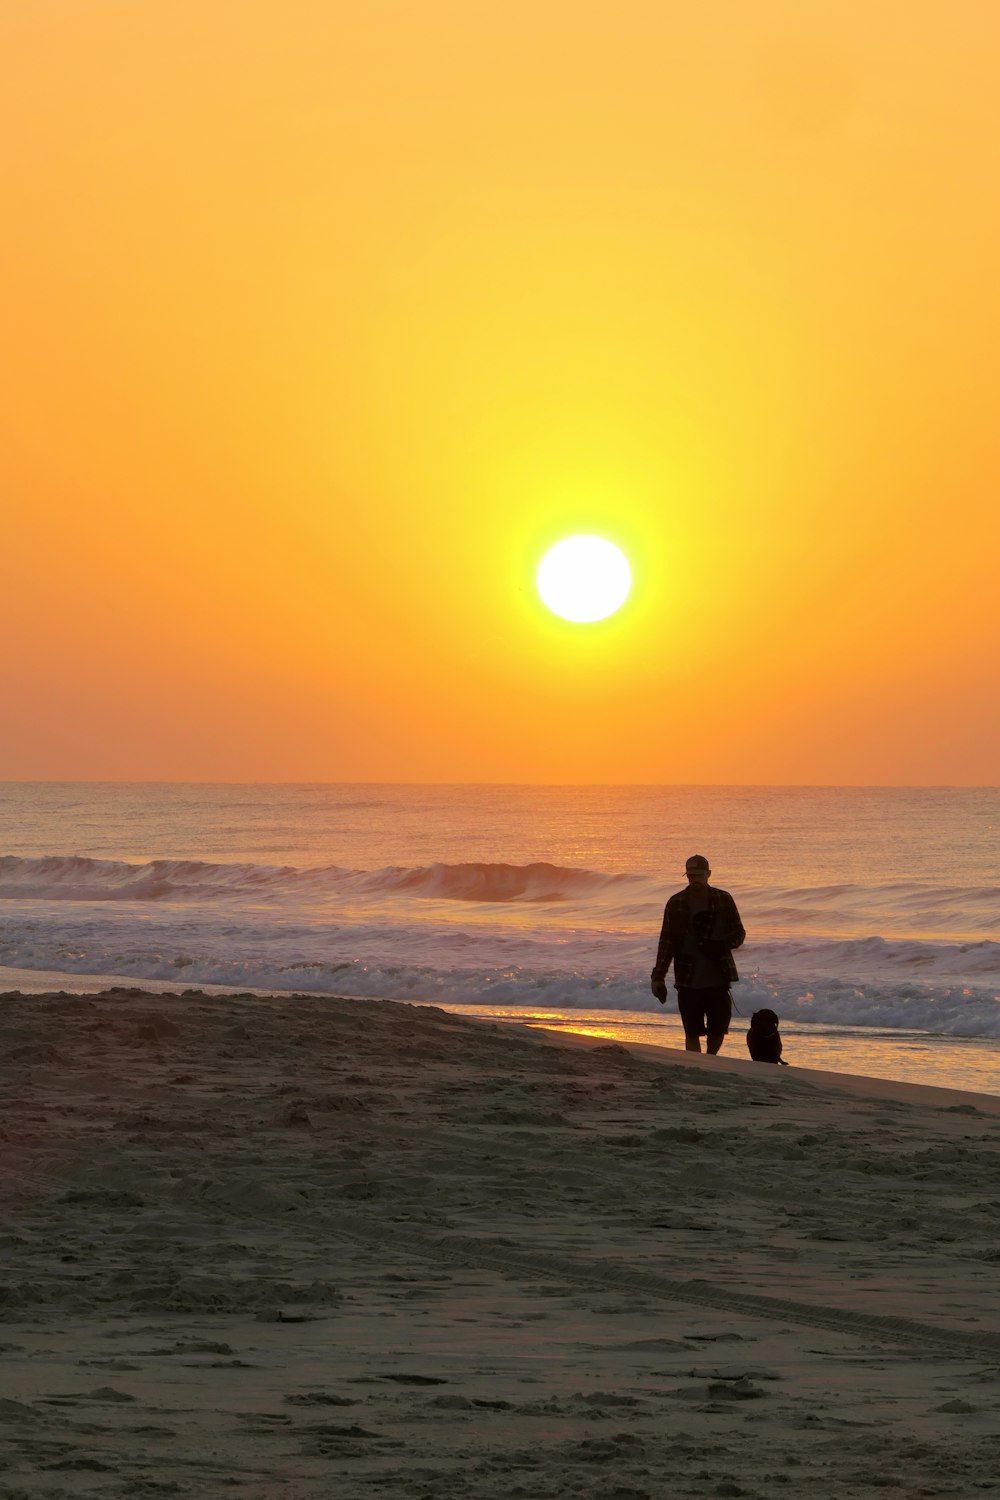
750,1008,780,1031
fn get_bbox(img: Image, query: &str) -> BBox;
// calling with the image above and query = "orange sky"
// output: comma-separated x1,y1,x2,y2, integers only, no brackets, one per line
2,0,998,783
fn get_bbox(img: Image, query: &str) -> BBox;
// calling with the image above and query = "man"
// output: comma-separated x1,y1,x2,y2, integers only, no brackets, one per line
650,854,746,1055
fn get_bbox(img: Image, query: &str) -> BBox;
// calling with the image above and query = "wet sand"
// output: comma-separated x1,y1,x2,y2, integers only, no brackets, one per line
2,987,999,1498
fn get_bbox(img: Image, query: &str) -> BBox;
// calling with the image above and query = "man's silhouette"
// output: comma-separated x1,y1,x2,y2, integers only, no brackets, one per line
650,854,746,1054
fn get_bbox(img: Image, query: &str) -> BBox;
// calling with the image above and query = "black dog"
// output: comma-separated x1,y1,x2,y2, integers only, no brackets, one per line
746,1008,787,1065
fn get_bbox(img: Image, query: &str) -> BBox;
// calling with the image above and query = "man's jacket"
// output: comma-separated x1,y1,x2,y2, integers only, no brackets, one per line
651,885,746,989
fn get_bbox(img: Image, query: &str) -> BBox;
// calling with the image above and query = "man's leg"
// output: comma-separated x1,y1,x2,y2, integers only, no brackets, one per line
704,988,733,1056
676,990,704,1052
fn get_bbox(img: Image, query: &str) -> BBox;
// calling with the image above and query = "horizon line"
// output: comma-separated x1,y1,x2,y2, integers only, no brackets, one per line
1,780,996,791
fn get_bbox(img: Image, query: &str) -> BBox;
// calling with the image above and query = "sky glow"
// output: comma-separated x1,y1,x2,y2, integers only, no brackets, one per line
2,1,998,782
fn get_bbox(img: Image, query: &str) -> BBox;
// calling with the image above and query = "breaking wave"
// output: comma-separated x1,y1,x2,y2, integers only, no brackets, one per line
1,855,996,936
1,852,997,1038
0,855,639,906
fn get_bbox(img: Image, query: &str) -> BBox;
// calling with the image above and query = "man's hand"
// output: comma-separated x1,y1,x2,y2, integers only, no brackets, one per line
650,978,668,1004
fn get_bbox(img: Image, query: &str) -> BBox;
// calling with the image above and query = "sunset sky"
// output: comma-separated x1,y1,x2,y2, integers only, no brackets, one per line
3,0,998,784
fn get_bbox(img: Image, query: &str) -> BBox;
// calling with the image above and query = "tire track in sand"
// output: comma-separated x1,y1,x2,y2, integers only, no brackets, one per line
5,1160,999,1365
318,1207,1000,1363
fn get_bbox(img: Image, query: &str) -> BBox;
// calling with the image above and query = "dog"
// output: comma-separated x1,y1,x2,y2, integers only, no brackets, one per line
746,1008,787,1065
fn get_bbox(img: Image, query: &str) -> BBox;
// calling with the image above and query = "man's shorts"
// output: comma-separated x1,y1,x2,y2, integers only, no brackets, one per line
676,986,732,1039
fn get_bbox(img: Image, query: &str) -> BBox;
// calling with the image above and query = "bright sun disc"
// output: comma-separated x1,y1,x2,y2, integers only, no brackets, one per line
536,535,631,623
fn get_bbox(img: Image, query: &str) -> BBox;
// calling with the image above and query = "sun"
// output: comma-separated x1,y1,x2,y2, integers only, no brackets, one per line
536,535,631,623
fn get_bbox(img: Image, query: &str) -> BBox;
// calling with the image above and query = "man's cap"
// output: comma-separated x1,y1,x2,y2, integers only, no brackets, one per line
685,854,710,871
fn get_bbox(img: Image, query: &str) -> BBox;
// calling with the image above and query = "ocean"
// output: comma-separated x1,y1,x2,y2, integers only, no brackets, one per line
1,783,997,1094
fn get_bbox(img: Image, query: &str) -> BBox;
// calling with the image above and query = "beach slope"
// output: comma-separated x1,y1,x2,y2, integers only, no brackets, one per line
2,989,999,1497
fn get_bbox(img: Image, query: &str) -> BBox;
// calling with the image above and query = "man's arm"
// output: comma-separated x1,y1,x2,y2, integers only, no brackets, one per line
722,893,746,952
650,902,674,1001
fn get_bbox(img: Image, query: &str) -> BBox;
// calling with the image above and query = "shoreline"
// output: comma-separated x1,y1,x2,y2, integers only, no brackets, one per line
550,1025,1000,1116
6,971,1000,1113
3,962,999,1101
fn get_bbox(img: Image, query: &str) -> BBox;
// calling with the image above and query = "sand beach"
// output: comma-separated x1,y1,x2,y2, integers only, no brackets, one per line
2,987,1000,1498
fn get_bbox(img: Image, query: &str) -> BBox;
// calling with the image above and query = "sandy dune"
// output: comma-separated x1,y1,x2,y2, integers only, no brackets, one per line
2,988,999,1498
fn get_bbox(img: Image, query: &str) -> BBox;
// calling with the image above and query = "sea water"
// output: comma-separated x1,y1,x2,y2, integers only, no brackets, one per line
1,783,997,1093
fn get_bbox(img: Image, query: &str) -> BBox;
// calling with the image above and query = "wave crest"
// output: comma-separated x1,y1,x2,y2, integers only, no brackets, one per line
356,861,635,902
0,854,639,905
